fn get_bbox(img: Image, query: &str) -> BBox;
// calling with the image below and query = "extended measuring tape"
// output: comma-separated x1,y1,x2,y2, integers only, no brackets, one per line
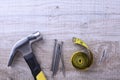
71,37,93,70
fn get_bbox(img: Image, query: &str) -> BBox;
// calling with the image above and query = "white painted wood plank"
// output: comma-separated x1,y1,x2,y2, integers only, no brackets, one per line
0,0,119,16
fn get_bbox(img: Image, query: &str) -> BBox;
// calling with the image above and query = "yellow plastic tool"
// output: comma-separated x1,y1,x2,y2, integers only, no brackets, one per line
71,37,93,70
36,71,47,80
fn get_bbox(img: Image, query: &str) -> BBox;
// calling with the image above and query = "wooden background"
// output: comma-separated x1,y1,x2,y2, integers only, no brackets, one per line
0,0,120,80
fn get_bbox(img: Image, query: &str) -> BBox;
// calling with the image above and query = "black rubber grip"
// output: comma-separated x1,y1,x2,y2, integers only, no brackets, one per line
24,53,41,80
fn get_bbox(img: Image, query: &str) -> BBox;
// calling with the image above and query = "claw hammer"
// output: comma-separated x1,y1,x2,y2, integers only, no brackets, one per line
8,31,47,80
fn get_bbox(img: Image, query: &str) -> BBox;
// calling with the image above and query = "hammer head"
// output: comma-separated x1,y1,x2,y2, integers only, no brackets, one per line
8,31,43,66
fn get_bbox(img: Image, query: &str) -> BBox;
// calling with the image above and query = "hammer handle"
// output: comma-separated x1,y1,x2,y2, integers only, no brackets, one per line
24,53,46,80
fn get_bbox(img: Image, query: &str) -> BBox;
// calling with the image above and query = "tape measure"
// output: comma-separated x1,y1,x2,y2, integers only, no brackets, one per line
71,37,93,70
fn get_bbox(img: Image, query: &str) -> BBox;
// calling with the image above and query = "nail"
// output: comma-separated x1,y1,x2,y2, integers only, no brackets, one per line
60,42,65,77
51,39,57,71
53,44,61,76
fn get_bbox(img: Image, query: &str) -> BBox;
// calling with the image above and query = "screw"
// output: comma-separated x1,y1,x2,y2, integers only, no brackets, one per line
99,49,107,64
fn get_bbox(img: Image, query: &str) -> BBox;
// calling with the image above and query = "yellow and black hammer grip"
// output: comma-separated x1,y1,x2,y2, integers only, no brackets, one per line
24,53,47,80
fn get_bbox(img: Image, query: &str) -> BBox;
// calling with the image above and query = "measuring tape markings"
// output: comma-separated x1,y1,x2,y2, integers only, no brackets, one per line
71,37,93,70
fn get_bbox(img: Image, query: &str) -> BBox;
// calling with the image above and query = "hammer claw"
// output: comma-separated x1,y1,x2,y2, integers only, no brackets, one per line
8,49,17,66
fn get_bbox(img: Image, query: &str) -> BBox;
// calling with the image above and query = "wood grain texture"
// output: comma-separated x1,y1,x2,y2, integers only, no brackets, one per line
0,0,120,80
